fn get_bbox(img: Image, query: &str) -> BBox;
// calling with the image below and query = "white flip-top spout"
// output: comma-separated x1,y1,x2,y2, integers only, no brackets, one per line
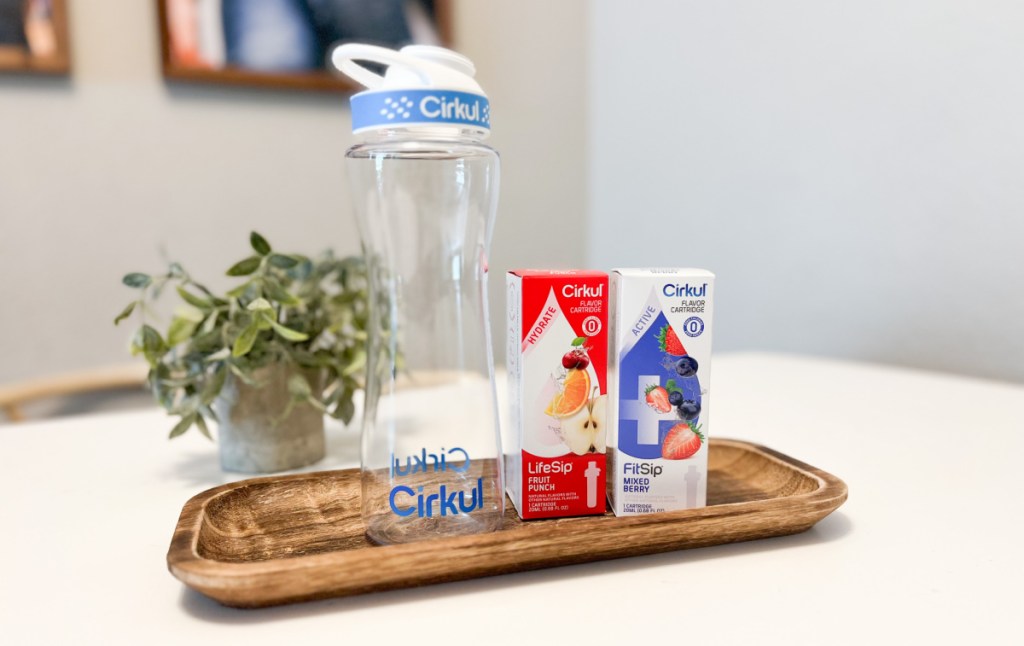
332,44,481,93
331,43,491,137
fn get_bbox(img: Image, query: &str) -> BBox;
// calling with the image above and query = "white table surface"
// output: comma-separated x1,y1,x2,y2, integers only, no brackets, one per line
2,352,1021,645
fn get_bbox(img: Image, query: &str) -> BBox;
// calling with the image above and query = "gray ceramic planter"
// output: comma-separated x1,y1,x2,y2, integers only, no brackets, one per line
214,365,325,473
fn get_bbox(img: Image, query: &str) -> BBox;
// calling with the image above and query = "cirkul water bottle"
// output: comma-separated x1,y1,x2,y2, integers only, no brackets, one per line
332,44,503,544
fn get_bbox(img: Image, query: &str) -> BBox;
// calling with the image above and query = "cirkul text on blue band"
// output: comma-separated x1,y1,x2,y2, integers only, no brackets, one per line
420,95,483,122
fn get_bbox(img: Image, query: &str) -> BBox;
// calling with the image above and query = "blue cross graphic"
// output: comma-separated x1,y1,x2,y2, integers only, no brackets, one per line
619,374,669,447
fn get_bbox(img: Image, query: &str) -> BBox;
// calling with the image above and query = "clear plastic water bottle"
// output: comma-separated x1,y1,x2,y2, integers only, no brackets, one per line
332,44,503,544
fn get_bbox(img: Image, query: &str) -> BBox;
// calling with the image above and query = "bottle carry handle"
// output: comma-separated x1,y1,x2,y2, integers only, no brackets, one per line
331,44,430,90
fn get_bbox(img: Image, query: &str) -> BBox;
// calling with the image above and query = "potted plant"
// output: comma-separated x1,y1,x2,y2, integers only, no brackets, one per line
115,232,367,473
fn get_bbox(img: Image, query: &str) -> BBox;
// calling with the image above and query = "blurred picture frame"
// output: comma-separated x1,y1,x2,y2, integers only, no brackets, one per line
0,0,70,74
157,0,452,92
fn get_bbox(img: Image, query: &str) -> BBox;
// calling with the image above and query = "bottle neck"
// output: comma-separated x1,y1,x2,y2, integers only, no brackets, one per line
358,126,489,144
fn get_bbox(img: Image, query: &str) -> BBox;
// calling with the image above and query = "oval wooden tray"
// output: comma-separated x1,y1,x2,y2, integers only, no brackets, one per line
167,439,847,608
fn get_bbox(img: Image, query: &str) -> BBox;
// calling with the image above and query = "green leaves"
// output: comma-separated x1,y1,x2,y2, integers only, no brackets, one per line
289,256,314,281
226,256,261,276
141,325,165,353
688,422,705,441
268,254,298,269
176,286,213,310
122,273,151,288
246,299,308,341
233,297,309,358
246,298,274,312
263,278,300,306
168,414,195,439
134,325,168,368
200,367,226,405
167,411,214,441
232,322,260,358
250,231,272,256
342,349,366,376
204,347,231,363
288,374,312,399
167,317,198,347
225,281,256,300
167,306,204,346
117,231,373,441
334,397,356,425
269,319,309,342
572,336,587,346
113,302,136,325
200,310,220,334
194,415,213,441
228,362,258,386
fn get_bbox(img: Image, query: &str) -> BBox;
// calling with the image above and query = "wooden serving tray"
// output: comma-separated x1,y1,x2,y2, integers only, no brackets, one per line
168,439,847,608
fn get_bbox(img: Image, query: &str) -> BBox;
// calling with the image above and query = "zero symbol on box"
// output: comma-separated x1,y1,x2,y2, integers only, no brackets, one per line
582,316,602,336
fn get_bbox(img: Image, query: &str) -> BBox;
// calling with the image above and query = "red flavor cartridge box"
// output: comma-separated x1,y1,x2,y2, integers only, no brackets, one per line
505,270,609,519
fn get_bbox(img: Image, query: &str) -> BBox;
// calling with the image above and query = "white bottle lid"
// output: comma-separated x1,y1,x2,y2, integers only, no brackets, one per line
331,44,491,137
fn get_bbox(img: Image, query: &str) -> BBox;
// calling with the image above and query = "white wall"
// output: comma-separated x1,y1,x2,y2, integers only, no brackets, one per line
589,0,1024,382
8,0,1019,386
456,0,589,360
0,0,588,382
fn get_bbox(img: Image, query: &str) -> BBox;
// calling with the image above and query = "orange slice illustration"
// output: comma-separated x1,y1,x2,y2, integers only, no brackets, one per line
545,369,591,418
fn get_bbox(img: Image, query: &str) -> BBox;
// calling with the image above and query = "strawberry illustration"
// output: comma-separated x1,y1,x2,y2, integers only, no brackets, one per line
657,324,687,356
661,422,704,460
644,384,671,413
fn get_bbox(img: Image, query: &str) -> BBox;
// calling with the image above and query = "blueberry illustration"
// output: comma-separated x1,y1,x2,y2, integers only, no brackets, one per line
674,355,699,377
677,400,701,420
668,390,684,407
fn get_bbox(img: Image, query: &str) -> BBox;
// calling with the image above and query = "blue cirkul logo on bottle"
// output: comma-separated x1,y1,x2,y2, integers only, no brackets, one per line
387,447,483,518
390,447,471,477
389,478,486,518
350,89,491,132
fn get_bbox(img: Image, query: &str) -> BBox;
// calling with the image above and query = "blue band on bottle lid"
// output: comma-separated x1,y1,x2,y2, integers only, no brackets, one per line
350,89,491,133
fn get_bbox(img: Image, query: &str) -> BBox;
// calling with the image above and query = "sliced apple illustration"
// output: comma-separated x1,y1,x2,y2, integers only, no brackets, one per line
562,389,607,455
589,395,607,453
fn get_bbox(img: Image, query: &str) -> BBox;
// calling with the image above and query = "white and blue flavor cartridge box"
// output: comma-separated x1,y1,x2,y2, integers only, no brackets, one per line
608,269,715,516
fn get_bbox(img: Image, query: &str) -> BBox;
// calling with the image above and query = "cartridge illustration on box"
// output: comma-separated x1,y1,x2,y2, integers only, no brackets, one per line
608,269,715,516
506,270,608,519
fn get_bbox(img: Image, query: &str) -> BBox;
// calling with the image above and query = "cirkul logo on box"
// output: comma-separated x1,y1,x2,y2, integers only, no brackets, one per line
562,284,603,298
663,283,707,298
